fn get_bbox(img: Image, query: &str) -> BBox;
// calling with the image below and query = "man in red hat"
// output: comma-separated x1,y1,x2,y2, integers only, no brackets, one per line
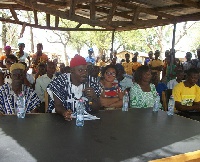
47,55,101,120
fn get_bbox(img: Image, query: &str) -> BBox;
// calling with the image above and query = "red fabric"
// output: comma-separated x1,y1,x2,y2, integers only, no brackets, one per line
70,55,87,68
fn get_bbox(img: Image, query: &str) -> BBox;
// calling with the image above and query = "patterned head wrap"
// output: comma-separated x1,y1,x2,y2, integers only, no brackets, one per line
10,63,25,73
4,46,11,51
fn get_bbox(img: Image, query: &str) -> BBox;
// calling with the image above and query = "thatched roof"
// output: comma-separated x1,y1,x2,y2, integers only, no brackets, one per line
0,0,200,31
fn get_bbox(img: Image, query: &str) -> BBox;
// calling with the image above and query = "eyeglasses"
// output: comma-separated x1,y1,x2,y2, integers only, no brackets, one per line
6,61,15,64
106,71,116,77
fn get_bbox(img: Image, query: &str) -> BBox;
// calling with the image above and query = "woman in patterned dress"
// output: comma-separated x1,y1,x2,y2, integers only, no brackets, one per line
100,65,123,109
130,65,161,108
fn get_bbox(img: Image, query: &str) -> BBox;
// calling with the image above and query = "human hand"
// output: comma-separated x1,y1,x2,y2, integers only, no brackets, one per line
83,87,97,100
62,109,72,121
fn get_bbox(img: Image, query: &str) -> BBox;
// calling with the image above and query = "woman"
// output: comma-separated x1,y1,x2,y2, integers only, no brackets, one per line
100,65,123,109
130,65,161,108
14,43,30,67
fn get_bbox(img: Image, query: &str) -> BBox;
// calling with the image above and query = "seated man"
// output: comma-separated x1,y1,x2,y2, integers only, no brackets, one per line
0,63,41,115
35,61,56,112
47,55,101,120
173,68,200,117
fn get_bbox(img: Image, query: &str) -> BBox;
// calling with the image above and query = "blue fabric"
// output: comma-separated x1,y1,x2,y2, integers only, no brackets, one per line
85,56,95,64
156,82,168,97
47,73,101,113
0,84,41,114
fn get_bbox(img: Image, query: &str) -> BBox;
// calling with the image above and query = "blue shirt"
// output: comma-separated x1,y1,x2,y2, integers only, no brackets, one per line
85,56,95,64
156,82,168,97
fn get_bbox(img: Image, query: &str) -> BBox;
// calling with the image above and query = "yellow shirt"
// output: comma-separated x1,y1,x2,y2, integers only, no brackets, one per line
97,61,106,67
122,62,134,75
148,59,163,73
173,82,200,106
132,62,142,71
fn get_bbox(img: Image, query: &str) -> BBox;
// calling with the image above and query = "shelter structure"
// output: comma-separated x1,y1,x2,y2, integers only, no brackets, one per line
0,0,200,31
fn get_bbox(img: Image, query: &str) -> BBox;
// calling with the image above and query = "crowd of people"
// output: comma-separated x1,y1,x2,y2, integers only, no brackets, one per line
0,43,200,121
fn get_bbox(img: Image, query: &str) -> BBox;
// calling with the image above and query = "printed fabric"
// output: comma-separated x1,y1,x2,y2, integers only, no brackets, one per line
47,73,101,112
0,84,41,114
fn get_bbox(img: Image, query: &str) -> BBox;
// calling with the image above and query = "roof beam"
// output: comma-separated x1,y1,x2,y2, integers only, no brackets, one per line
14,0,111,29
118,1,175,19
90,0,96,21
69,0,76,18
106,0,118,24
0,17,113,31
33,9,38,25
173,0,200,8
132,7,140,24
55,16,59,27
9,5,19,22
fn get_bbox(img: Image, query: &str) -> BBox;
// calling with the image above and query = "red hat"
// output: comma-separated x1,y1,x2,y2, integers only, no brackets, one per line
70,55,87,68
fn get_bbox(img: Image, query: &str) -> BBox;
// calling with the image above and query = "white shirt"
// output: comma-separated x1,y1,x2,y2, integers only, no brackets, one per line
35,74,56,102
167,79,178,89
26,73,35,84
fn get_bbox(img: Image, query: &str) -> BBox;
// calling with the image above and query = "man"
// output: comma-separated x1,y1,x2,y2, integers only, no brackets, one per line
34,63,47,80
173,68,200,113
0,63,40,115
47,55,101,120
167,70,184,90
182,52,193,74
35,61,56,112
148,50,163,81
144,51,153,66
122,53,134,76
32,43,49,74
85,48,95,65
132,52,142,73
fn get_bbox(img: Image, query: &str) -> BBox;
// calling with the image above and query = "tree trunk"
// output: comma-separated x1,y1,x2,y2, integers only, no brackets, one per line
2,21,7,49
63,45,69,66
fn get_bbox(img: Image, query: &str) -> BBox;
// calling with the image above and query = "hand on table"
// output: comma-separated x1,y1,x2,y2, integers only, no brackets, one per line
62,109,72,121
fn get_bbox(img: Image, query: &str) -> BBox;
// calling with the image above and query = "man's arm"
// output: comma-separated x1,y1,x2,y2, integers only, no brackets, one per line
53,94,72,121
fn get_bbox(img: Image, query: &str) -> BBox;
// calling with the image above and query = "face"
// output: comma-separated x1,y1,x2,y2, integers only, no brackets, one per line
18,45,25,51
38,66,46,75
142,70,152,83
149,53,153,58
177,72,184,80
125,55,130,61
72,65,88,83
187,73,199,86
47,63,56,75
104,68,116,82
11,69,25,86
155,53,160,58
5,49,11,55
37,45,43,52
6,58,17,70
186,54,192,60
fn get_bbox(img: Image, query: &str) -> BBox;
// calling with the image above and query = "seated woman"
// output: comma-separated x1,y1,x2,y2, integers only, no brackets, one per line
100,65,123,109
130,65,161,108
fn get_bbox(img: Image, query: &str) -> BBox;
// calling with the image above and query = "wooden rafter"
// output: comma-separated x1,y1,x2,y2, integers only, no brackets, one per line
9,5,19,22
69,0,76,18
33,9,38,25
173,0,200,8
55,16,59,28
90,0,96,21
46,13,50,27
106,0,118,24
132,7,140,24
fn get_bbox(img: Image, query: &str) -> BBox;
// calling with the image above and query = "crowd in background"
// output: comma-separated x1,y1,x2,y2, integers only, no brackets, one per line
0,43,200,121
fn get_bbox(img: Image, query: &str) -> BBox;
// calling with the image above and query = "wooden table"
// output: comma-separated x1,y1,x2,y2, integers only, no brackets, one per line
1,108,200,162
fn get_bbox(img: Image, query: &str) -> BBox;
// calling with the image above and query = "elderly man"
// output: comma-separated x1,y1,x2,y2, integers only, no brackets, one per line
47,55,101,120
0,63,41,115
